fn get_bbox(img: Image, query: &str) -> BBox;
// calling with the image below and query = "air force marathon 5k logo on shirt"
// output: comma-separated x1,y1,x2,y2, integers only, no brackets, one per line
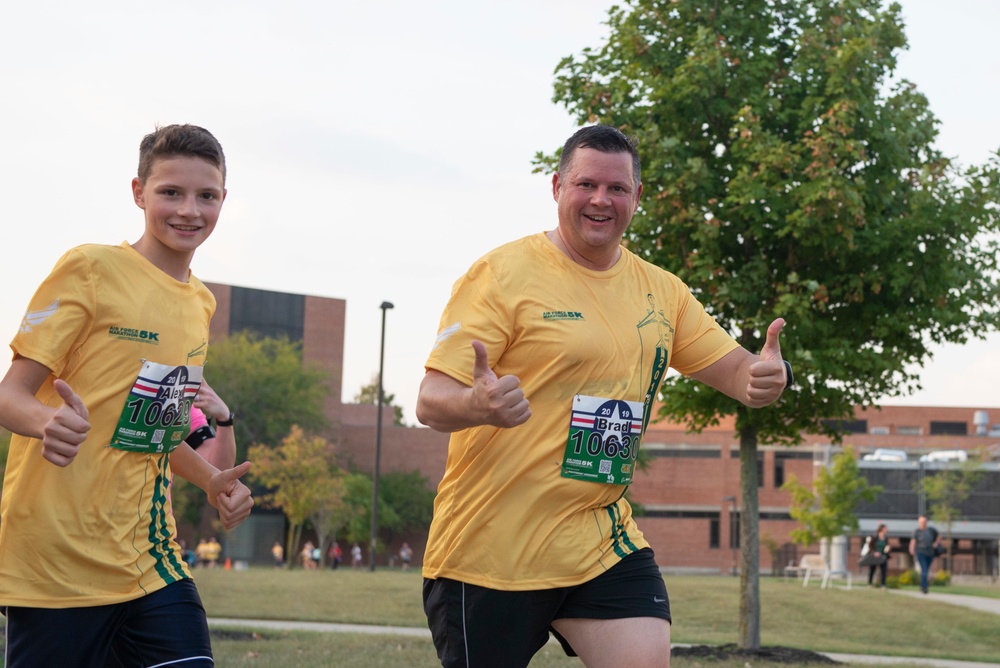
20,299,161,346
108,325,161,344
543,311,585,321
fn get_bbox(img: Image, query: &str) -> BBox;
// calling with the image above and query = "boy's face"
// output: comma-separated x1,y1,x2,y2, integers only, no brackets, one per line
131,156,226,260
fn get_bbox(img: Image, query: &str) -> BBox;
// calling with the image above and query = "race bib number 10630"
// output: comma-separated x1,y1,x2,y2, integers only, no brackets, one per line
560,394,643,486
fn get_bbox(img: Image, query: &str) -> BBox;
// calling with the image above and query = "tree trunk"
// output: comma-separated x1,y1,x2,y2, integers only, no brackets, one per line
738,423,761,650
287,522,302,570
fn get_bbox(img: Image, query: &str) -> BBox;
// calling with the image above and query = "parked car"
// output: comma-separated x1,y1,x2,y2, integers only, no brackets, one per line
862,448,908,462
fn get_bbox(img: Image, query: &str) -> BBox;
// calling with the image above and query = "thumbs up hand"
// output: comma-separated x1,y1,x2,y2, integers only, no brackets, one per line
746,318,789,407
469,340,531,428
41,379,91,467
209,460,254,530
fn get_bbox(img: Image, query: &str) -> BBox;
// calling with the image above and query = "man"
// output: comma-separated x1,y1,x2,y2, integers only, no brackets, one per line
909,514,941,594
416,125,791,668
0,124,253,667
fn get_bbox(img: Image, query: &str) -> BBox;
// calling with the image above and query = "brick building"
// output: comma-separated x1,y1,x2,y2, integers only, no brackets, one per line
206,283,1000,574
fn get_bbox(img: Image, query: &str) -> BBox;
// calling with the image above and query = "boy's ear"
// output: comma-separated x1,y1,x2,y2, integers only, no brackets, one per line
131,177,145,209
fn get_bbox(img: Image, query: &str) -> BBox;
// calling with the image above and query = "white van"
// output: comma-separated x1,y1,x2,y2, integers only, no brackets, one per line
919,450,968,463
862,448,908,462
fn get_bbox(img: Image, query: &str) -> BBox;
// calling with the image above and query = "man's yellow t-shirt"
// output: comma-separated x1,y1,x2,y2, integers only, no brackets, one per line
422,233,738,590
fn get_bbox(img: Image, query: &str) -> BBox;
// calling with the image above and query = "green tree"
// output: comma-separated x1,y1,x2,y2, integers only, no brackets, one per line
339,473,400,554
378,470,435,541
783,447,880,548
920,455,985,568
249,426,344,569
354,373,406,426
206,332,331,461
541,0,1000,648
337,471,434,563
307,473,350,568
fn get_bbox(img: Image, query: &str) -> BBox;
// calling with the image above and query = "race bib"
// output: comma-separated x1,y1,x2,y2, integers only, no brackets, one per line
561,394,643,485
109,361,203,454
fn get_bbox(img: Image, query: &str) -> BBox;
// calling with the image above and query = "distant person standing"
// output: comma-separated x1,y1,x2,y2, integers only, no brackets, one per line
399,542,413,572
909,515,941,594
351,543,363,569
863,524,891,589
301,541,317,570
204,537,222,568
329,541,343,569
195,538,210,568
272,541,284,568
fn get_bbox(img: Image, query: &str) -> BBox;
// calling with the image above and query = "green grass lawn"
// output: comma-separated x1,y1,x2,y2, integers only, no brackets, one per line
190,568,1000,667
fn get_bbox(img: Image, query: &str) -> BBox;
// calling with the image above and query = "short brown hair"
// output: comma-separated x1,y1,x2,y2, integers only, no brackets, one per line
558,125,641,188
137,124,226,184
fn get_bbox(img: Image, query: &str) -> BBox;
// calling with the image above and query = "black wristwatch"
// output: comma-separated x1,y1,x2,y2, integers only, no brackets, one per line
216,411,235,427
782,361,794,390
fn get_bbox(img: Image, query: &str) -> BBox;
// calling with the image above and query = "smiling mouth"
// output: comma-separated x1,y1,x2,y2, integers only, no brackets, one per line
585,215,612,223
172,224,201,232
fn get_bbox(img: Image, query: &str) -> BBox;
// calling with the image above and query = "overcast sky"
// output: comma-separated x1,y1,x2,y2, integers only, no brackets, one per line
1,1,997,427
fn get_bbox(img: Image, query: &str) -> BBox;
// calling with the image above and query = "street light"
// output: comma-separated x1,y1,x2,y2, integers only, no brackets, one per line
723,495,738,576
369,301,394,571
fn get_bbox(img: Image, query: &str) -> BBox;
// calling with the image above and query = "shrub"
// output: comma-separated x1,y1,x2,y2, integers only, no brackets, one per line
896,569,920,587
932,570,951,587
885,575,901,589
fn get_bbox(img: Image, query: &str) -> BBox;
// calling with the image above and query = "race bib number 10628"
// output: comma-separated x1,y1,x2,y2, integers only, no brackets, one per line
109,362,203,454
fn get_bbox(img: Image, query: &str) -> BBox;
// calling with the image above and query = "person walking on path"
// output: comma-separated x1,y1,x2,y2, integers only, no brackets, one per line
910,514,942,594
862,523,892,589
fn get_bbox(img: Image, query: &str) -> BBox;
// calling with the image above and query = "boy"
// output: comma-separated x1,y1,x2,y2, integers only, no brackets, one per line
0,124,253,667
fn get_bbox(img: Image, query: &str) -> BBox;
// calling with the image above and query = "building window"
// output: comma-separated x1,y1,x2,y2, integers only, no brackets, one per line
229,286,305,342
709,518,720,549
870,427,890,435
897,426,922,436
774,457,786,488
930,421,967,436
821,419,868,434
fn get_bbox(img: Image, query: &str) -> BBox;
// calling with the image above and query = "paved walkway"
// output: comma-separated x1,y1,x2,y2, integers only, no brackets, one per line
208,591,1000,667
209,617,431,637
889,588,1000,616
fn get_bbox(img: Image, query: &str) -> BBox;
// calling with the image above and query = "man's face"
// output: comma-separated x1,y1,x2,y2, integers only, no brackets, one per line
132,156,226,259
552,147,641,269
918,516,928,528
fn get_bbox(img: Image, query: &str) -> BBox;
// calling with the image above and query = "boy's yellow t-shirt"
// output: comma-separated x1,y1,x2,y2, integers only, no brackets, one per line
0,242,215,607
